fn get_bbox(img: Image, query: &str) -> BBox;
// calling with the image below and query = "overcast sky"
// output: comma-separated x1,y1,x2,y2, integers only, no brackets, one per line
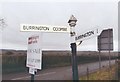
0,0,118,51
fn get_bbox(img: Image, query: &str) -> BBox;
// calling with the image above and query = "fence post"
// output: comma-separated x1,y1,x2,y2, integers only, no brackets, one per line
87,67,89,80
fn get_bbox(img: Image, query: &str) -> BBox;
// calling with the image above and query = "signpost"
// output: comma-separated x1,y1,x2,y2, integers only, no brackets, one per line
20,24,70,33
68,15,79,81
21,15,114,81
27,35,42,82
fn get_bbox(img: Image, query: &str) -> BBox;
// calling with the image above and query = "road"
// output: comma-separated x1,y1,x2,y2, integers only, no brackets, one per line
2,60,115,80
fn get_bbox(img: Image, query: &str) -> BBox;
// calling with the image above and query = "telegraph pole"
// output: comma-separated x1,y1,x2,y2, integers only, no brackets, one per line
98,36,101,70
98,50,101,70
68,15,79,80
108,29,111,80
0,18,7,30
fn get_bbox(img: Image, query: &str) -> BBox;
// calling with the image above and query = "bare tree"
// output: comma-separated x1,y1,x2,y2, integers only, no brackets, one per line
0,18,7,30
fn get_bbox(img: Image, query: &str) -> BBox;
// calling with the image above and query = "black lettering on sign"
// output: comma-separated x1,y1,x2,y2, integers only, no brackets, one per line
23,25,28,30
28,49,41,54
28,58,41,63
75,31,94,40
53,27,67,31
23,25,50,31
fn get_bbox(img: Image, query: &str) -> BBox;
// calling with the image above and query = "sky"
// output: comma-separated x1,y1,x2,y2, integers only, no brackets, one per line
0,0,119,51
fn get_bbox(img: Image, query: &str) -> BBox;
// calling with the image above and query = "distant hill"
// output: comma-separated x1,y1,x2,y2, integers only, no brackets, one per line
1,49,118,57
1,49,26,56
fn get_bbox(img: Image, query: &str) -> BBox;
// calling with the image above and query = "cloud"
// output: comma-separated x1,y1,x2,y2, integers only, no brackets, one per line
1,2,118,51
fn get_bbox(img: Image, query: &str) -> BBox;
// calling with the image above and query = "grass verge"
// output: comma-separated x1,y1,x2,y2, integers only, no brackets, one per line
80,65,116,80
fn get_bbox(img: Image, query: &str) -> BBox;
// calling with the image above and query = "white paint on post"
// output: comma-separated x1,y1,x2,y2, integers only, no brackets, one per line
68,15,77,43
20,24,70,33
26,35,42,70
70,27,76,43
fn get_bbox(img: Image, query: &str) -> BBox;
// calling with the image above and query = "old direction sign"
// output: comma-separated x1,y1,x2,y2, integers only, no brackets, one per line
75,28,99,42
20,24,70,33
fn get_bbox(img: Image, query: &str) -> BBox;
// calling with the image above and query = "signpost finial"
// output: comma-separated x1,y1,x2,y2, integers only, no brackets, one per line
68,15,77,27
68,15,77,23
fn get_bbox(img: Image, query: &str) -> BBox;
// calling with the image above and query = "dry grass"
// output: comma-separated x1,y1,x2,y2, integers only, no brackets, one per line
80,65,116,80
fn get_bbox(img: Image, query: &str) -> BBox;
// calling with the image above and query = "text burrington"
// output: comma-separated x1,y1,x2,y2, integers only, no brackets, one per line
20,24,70,33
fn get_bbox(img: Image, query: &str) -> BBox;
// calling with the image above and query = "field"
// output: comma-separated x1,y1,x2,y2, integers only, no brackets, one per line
80,65,117,80
118,59,120,80
1,49,117,74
